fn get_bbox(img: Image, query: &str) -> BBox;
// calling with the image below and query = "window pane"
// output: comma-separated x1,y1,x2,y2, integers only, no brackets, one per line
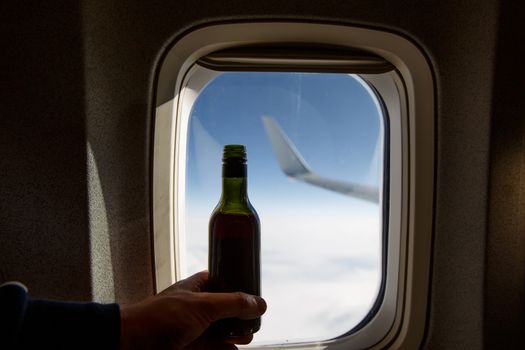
183,72,384,345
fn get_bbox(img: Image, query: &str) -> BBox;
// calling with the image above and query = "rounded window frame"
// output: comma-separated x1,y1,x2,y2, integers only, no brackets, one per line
152,22,434,349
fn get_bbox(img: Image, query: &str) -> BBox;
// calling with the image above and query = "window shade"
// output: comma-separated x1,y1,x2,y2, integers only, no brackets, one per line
197,45,394,73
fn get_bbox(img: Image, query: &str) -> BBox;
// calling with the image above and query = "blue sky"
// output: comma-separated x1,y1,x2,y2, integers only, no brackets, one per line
183,72,384,344
186,72,382,206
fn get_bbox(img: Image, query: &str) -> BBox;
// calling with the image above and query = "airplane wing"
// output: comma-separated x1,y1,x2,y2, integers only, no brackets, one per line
262,116,380,203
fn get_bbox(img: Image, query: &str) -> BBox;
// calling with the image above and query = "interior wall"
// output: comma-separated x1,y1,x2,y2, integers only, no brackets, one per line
0,2,92,301
484,0,525,348
3,0,519,348
81,0,498,347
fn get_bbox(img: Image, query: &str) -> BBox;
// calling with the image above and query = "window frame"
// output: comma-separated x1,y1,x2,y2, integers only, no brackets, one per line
152,22,434,349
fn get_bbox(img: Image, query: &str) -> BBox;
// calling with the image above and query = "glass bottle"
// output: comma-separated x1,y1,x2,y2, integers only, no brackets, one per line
209,144,261,336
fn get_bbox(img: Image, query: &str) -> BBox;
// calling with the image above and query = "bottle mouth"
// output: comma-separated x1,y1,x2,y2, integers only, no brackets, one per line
223,144,247,162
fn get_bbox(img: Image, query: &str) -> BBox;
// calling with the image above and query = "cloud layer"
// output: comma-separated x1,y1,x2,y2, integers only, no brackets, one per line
183,203,382,345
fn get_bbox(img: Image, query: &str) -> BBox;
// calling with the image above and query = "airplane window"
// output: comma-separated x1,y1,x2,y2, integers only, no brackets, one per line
153,22,435,349
182,71,385,345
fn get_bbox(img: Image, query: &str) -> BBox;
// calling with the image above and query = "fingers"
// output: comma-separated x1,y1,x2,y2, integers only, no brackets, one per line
200,342,238,350
214,344,238,350
188,340,238,350
187,331,240,350
225,335,253,345
199,292,267,321
177,271,210,292
160,271,209,295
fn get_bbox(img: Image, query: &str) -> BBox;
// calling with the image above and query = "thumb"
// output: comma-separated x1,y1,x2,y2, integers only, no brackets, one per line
198,292,267,322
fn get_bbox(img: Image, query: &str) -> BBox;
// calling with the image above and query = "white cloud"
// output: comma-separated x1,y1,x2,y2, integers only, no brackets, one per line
184,203,382,345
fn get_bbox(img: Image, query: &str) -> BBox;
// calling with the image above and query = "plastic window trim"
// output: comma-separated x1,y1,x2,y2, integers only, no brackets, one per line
152,22,434,350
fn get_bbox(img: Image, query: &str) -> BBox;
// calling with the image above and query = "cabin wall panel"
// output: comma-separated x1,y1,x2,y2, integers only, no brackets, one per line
0,2,91,301
81,0,497,346
1,1,511,348
485,1,525,348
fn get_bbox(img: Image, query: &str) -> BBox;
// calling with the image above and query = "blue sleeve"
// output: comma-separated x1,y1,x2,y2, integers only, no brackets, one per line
0,282,121,350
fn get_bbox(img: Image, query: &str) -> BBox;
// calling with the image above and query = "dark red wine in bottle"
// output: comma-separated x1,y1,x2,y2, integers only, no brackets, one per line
209,144,261,336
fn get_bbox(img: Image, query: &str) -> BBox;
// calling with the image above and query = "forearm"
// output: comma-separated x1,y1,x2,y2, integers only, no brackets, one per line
1,282,121,350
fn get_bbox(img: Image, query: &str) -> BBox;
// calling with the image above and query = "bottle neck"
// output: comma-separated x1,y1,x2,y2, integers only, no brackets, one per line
221,161,248,205
221,177,248,204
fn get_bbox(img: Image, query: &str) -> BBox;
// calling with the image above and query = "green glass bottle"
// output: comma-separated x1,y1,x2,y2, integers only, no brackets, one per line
209,144,261,336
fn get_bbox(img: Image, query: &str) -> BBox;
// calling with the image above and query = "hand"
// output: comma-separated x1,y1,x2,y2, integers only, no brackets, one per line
119,271,267,350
